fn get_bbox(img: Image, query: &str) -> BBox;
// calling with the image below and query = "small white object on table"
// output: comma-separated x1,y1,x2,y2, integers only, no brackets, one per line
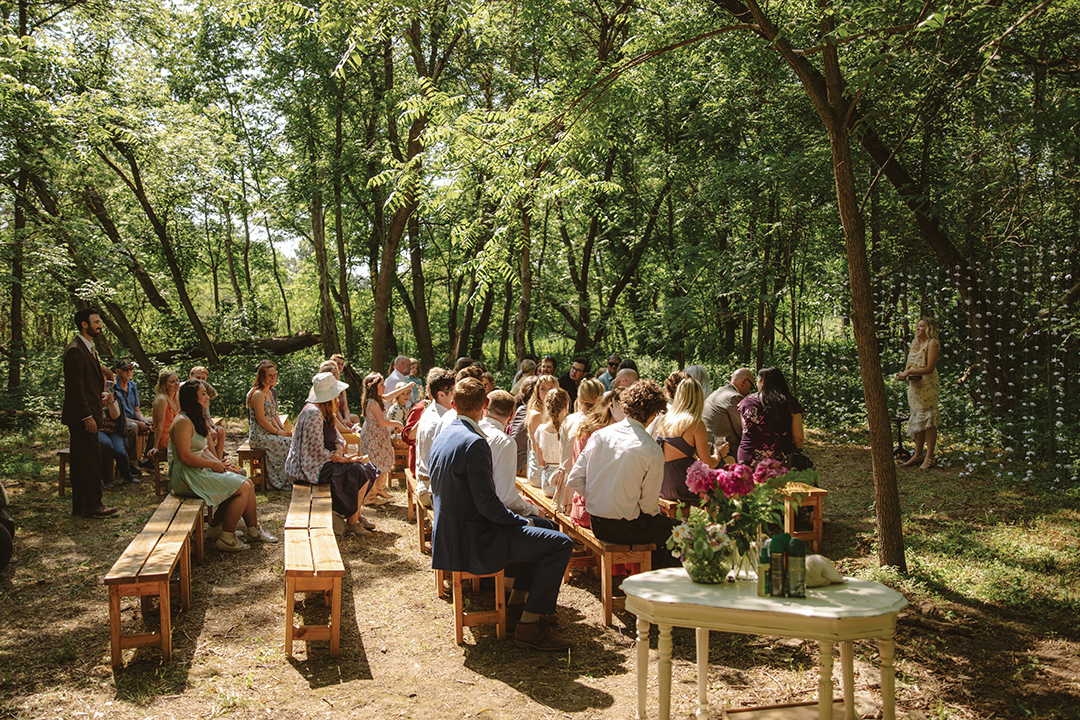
621,567,907,720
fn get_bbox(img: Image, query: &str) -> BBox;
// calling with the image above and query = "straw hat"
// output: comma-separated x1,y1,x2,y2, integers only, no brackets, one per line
308,371,348,404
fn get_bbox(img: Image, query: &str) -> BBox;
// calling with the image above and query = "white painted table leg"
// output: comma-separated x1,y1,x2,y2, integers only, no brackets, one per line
840,641,855,720
696,628,710,719
879,637,896,720
637,618,650,719
818,641,834,720
658,624,673,720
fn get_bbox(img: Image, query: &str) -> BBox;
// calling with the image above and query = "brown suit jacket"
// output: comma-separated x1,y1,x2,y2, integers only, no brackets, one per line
61,337,105,427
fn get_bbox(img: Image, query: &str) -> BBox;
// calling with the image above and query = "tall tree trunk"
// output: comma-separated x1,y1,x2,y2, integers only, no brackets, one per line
514,202,533,360
223,198,244,309
203,200,221,311
408,214,436,369
468,285,495,360
8,166,26,390
238,165,255,317
498,279,513,370
333,76,354,357
96,141,221,366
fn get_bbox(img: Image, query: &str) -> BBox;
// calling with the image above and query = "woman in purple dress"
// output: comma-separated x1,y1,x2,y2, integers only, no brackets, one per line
737,367,805,467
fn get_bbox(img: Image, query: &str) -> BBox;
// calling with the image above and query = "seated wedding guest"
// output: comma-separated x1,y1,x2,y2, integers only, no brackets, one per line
99,368,136,487
246,360,293,490
402,385,427,475
387,381,411,428
535,388,570,497
285,372,378,536
357,372,410,506
170,380,278,552
385,355,411,398
612,367,639,389
648,370,690,437
142,370,179,466
566,379,680,570
657,378,722,503
539,355,557,377
561,390,621,525
318,360,358,435
188,366,225,460
407,358,424,405
738,367,805,467
703,368,755,450
452,357,474,373
482,371,496,394
112,360,150,477
683,365,711,399
331,354,360,425
510,358,537,396
414,367,456,509
429,378,573,650
558,378,603,497
596,355,621,391
526,374,559,488
510,376,538,476
480,390,540,517
510,353,540,393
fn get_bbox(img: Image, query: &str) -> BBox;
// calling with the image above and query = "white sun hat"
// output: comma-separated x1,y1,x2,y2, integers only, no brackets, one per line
307,371,348,404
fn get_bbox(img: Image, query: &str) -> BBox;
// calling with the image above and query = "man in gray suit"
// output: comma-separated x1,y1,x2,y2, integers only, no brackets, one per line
702,368,755,452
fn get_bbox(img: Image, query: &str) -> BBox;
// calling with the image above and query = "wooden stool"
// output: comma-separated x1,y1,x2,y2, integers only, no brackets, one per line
783,482,829,552
437,569,506,645
237,442,267,492
152,454,169,496
57,448,70,496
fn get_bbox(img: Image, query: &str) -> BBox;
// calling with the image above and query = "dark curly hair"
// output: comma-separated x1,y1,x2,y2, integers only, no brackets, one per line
620,379,667,424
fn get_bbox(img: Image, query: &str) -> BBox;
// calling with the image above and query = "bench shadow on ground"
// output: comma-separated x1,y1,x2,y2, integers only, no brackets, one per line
450,578,618,713
286,564,372,687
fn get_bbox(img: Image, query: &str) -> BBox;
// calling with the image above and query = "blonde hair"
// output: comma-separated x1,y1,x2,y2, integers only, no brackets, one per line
911,316,939,347
576,390,619,440
543,388,570,442
155,370,178,396
657,378,704,438
576,378,604,412
528,374,558,414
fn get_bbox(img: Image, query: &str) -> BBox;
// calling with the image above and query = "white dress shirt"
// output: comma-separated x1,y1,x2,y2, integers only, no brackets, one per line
566,417,664,520
479,417,537,517
435,407,458,438
416,400,450,479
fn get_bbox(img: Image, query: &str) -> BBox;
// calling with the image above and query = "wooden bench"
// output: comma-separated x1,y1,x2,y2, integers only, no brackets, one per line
152,453,169,496
104,494,206,667
392,443,408,485
284,484,343,658
517,478,654,626
57,448,69,496
236,441,267,492
782,481,828,552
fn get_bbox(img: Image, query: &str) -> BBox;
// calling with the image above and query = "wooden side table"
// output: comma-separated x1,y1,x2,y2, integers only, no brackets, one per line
622,568,907,720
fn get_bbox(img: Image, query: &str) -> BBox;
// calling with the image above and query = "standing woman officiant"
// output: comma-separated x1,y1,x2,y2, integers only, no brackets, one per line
895,317,941,470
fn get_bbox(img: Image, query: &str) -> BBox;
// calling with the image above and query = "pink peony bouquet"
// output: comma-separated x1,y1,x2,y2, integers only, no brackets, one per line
669,459,815,559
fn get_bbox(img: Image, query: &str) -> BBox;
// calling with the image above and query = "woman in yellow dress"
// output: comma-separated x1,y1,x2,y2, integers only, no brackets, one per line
895,317,941,470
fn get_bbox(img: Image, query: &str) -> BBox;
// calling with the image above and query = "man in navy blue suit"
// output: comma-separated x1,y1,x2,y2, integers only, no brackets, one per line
429,378,574,651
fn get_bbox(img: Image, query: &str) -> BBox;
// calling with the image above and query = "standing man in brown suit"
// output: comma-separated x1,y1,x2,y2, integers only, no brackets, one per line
62,308,118,519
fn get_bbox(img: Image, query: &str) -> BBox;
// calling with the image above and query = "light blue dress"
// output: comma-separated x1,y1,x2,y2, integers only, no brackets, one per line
169,417,246,505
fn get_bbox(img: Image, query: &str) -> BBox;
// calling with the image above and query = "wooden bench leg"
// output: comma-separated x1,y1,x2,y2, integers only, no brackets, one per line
601,553,614,627
453,573,465,644
109,586,122,667
285,576,296,657
179,538,191,611
330,577,341,658
158,579,172,663
58,454,68,497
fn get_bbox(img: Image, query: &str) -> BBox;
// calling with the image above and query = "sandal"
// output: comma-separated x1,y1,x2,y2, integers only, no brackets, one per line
919,458,936,470
902,455,924,467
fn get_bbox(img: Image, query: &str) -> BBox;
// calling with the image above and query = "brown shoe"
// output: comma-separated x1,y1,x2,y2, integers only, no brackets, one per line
514,621,571,651
506,604,558,630
81,506,119,518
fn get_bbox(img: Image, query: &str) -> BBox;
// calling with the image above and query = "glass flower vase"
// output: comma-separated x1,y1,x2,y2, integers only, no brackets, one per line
682,551,733,584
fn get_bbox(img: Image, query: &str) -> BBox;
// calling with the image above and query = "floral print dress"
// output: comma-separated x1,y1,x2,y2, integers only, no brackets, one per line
357,400,394,474
247,390,292,490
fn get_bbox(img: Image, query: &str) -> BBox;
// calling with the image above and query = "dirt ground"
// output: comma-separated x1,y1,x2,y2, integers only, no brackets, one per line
1,428,1078,719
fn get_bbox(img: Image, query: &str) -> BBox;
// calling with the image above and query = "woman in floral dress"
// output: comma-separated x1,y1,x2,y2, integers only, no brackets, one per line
895,317,941,470
356,372,407,505
737,367,805,467
246,360,293,490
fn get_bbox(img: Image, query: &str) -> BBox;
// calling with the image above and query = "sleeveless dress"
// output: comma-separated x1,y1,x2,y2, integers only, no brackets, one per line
657,433,699,503
169,417,246,505
536,422,562,497
357,400,393,474
157,401,178,451
247,390,292,490
906,340,940,435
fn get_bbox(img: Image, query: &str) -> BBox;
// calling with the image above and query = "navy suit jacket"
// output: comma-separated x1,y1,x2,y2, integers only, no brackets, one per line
429,417,528,575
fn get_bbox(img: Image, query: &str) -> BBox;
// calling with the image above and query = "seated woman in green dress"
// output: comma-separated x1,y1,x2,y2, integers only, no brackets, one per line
170,380,279,552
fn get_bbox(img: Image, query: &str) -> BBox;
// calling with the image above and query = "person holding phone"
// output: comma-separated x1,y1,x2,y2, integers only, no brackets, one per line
99,368,137,487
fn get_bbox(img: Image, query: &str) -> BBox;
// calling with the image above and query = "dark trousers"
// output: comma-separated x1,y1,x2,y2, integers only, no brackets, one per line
504,518,573,615
591,513,682,569
67,423,104,515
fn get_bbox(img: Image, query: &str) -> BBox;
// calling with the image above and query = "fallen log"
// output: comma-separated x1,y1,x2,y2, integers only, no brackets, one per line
148,331,322,365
